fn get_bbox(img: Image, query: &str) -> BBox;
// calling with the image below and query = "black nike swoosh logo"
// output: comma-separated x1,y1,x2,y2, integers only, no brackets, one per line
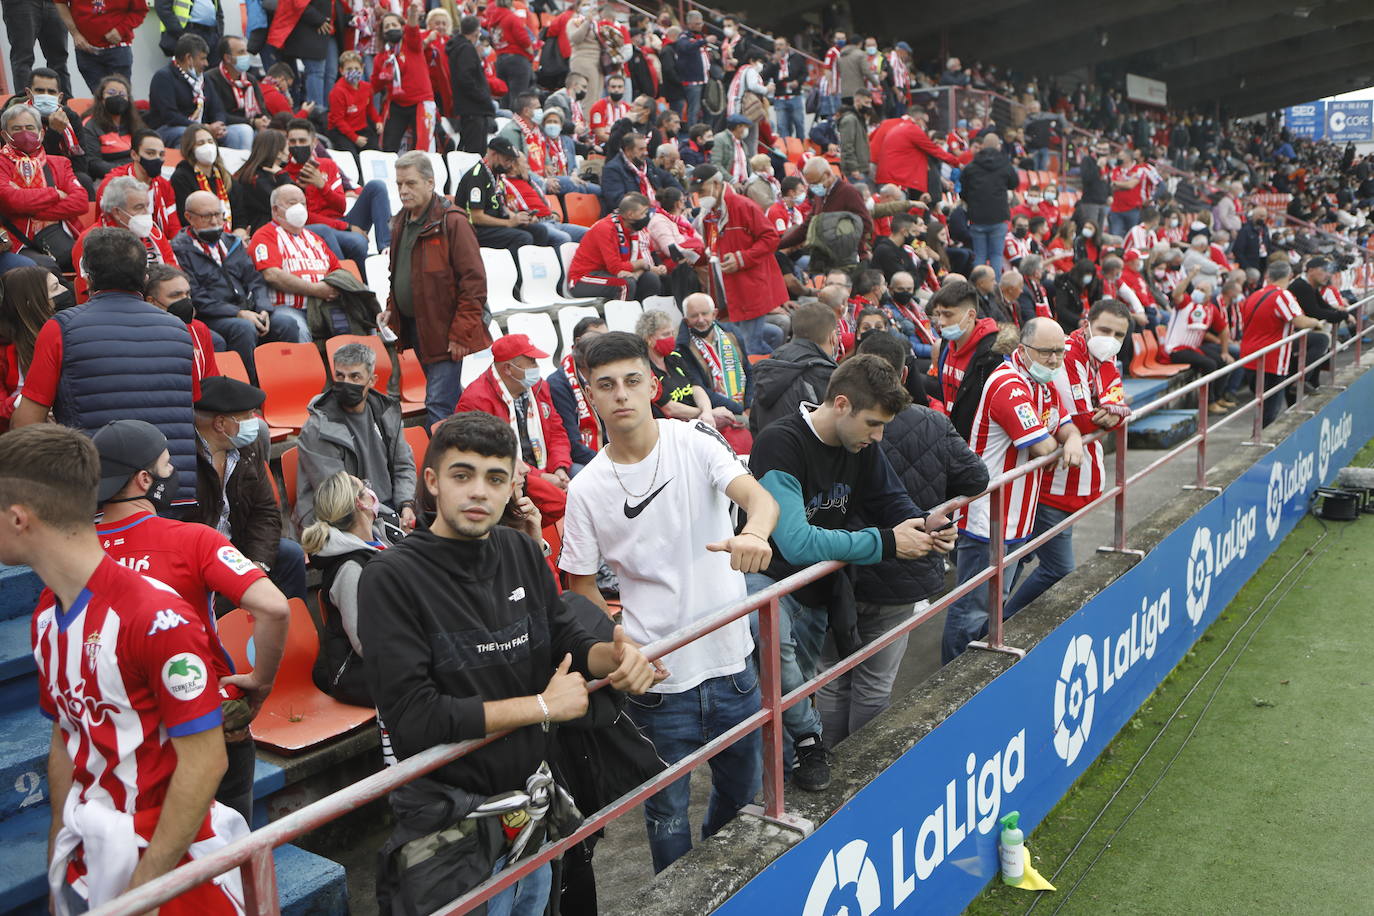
624,480,673,518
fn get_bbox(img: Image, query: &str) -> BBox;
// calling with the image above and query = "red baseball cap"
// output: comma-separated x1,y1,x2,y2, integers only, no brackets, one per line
491,333,549,362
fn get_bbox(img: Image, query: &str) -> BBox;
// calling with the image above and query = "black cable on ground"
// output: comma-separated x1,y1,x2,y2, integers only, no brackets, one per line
1024,508,1338,915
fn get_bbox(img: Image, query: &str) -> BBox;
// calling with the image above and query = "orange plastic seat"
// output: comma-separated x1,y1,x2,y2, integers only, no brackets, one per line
254,342,326,432
784,136,804,166
397,349,428,409
1141,326,1188,376
338,259,363,283
67,97,94,116
325,333,392,391
402,424,429,467
1128,332,1168,378
748,353,769,364
217,349,251,383
279,446,299,511
216,600,376,753
563,192,602,227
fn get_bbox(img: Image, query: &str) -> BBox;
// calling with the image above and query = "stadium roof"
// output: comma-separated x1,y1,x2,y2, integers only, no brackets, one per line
850,0,1374,116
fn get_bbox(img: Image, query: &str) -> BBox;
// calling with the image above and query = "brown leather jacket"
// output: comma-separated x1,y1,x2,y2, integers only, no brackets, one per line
386,194,491,365
191,437,281,567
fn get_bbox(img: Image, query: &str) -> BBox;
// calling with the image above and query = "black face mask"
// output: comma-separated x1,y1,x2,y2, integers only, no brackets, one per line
688,323,712,337
1013,227,1028,238
51,288,76,311
700,139,714,152
384,28,404,44
628,215,651,231
491,162,509,175
891,290,914,305
333,380,368,408
167,297,194,324
575,89,587,101
104,96,130,116
607,91,624,102
138,155,163,178
289,145,312,164
108,468,177,515
195,226,223,244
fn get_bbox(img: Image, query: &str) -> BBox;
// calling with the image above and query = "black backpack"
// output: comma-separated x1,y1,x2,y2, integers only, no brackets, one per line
536,27,569,89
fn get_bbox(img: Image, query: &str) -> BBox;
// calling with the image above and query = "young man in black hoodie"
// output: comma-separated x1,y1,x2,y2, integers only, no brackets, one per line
359,411,658,914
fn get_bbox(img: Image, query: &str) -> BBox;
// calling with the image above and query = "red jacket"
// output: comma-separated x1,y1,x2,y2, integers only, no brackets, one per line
374,24,433,108
701,188,787,321
875,118,961,194
455,368,572,474
71,218,179,301
282,156,349,231
54,0,146,46
0,146,88,241
97,163,182,238
327,79,382,140
482,5,533,59
568,214,641,283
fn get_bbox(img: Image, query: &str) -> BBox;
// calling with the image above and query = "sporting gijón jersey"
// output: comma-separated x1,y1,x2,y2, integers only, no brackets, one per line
33,556,225,814
1043,329,1127,512
96,511,266,681
961,351,1063,542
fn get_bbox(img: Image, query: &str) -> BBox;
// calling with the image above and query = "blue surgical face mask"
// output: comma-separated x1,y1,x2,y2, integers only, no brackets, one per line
521,366,542,390
230,415,260,448
939,322,964,341
234,54,253,72
543,122,562,139
1026,358,1061,386
808,181,827,196
1190,289,1206,304
31,94,59,115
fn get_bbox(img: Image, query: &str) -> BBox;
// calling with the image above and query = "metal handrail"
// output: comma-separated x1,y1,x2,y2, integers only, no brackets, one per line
678,0,823,66
87,293,1374,916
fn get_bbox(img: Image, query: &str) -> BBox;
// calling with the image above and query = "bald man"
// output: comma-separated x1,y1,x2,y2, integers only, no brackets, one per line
942,316,1083,663
778,157,875,257
171,190,305,383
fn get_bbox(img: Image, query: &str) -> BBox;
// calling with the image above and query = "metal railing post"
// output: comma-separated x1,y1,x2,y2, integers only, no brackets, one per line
1183,379,1220,494
240,847,280,916
1246,361,1266,445
966,490,1023,658
758,597,784,820
1296,333,1308,407
1358,306,1365,369
1097,423,1143,558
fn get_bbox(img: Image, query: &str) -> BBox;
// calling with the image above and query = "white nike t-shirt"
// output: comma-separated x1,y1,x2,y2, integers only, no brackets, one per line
560,418,754,693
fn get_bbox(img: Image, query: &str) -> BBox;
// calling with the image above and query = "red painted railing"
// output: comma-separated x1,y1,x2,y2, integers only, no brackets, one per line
87,295,1373,916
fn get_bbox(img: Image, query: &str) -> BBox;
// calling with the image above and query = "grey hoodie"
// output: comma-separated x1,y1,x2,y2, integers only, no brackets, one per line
316,527,380,655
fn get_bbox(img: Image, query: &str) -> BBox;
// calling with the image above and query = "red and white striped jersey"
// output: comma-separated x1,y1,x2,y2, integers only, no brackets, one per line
33,556,225,815
1004,232,1032,266
1162,296,1223,355
1136,162,1162,201
1238,285,1303,374
1159,222,1186,245
960,351,1064,542
1320,283,1345,315
821,47,841,95
249,223,340,309
588,98,628,134
1044,329,1127,511
1123,223,1157,256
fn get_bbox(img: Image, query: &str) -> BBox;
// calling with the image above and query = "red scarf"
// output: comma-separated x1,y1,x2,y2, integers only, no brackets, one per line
194,167,233,231
501,175,530,212
560,353,600,452
219,63,260,120
540,133,568,176
516,117,545,175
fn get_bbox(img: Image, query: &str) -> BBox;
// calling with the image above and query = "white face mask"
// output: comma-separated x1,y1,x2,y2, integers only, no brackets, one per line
1086,334,1122,361
697,195,716,211
125,212,154,238
193,142,217,165
284,202,309,228
1081,273,1094,286
1083,227,1095,238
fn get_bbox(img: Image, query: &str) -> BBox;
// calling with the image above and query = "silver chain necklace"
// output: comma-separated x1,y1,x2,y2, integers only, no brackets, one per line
608,437,663,499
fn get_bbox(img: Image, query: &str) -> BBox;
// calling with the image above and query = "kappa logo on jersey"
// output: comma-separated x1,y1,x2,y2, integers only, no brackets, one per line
217,545,256,576
162,652,208,701
147,609,190,635
1014,403,1038,430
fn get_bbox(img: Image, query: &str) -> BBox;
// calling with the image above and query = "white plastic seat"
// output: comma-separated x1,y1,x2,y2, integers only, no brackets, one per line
603,299,643,333
460,320,503,388
516,245,598,308
424,152,447,197
480,248,522,313
505,311,559,377
556,304,602,361
326,148,360,187
642,295,682,330
358,150,400,212
558,241,580,297
364,254,391,299
445,151,481,196
219,146,250,174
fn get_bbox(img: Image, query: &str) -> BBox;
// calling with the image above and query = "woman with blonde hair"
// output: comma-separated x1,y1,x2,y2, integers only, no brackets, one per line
301,471,385,707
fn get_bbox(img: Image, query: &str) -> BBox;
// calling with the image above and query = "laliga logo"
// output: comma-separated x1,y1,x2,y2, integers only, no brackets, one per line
804,840,881,916
1052,634,1097,766
1318,412,1353,481
1185,525,1214,626
1265,450,1315,540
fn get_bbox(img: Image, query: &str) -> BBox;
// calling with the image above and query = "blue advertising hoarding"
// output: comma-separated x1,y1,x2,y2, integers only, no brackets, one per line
1285,102,1325,140
716,371,1374,916
1327,100,1374,143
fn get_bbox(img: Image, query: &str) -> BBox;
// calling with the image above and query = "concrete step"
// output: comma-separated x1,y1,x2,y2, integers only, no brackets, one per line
1122,376,1171,405
0,566,42,623
1127,408,1199,449
0,615,34,688
0,803,345,916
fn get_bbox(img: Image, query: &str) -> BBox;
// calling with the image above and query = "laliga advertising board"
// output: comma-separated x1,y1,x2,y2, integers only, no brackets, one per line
716,368,1374,916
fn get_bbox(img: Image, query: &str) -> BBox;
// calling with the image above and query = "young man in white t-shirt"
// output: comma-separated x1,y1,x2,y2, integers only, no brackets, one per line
559,331,779,874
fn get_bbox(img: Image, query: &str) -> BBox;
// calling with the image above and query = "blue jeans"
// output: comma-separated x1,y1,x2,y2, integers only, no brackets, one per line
1107,208,1140,238
1224,343,1246,397
1031,147,1052,172
745,572,825,749
818,94,840,119
308,223,367,264
346,179,393,250
271,306,311,342
775,96,805,138
323,40,339,112
727,316,782,355
969,222,1007,278
682,84,703,127
271,537,307,601
1003,505,1074,619
301,56,327,111
221,123,253,150
549,176,600,197
941,534,1016,664
75,45,131,95
623,664,762,873
485,857,551,916
421,355,464,429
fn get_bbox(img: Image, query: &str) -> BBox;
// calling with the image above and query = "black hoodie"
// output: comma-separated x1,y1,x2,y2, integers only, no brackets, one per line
748,338,838,435
960,146,1019,225
358,527,598,796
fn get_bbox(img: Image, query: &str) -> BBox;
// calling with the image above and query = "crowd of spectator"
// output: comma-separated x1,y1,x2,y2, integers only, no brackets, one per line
2,0,1372,913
